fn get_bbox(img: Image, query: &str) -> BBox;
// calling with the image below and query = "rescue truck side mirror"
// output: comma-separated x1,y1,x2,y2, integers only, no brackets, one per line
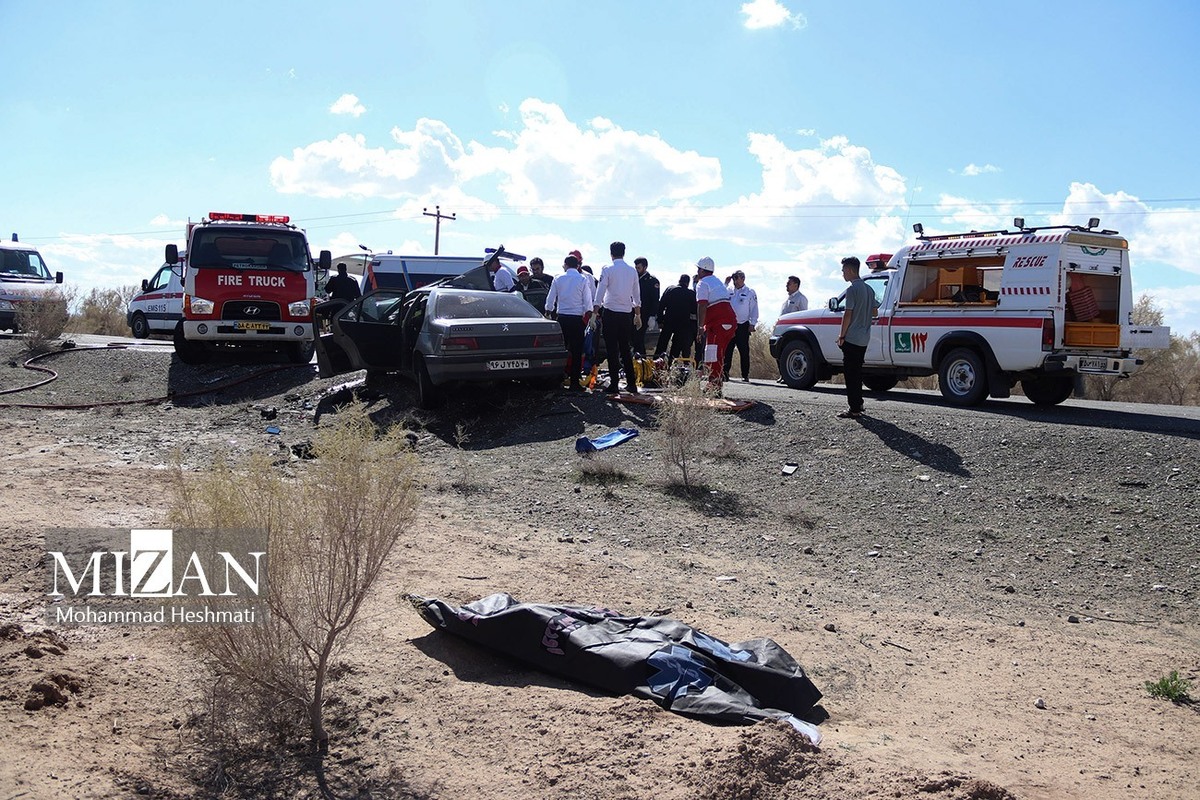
165,244,179,265
318,250,332,271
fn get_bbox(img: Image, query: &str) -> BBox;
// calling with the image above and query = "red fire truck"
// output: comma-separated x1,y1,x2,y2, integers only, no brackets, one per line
165,212,331,364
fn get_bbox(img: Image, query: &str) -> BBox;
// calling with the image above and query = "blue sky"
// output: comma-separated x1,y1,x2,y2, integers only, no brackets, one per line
3,0,1199,334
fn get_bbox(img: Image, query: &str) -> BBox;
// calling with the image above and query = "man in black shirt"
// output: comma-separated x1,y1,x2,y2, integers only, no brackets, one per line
654,274,697,361
632,257,660,356
324,263,361,302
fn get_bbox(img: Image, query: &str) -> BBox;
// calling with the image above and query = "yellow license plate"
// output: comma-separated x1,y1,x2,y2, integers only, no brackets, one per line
237,321,272,331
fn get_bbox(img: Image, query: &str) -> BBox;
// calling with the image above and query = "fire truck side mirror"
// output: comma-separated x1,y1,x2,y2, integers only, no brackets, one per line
165,244,179,265
318,250,332,271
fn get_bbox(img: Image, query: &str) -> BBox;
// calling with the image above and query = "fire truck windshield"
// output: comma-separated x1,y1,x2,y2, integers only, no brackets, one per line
189,230,309,272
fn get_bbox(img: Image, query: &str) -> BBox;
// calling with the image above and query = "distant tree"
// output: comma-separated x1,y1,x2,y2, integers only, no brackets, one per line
1083,294,1199,406
72,285,137,336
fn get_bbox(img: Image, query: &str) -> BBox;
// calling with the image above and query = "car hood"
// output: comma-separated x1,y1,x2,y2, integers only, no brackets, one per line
0,279,62,301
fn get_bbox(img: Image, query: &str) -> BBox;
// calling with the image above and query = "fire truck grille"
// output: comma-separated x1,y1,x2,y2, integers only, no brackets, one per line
222,301,282,321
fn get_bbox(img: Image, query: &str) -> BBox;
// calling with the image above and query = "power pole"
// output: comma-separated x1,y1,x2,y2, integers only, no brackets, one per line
422,206,456,255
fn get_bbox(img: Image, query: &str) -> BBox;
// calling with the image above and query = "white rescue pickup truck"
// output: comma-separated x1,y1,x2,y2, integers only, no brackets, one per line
769,219,1171,407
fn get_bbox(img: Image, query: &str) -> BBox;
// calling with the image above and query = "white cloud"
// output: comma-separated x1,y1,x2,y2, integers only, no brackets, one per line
270,99,722,219
958,163,1001,177
329,93,366,117
649,133,907,248
149,214,185,228
741,0,806,30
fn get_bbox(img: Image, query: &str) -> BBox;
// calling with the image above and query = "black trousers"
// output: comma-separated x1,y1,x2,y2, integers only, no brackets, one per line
601,308,637,391
657,323,696,361
557,314,585,383
841,341,867,413
722,321,752,380
632,320,648,357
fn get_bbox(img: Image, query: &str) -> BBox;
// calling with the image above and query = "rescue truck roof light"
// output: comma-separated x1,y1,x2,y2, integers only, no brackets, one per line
1087,217,1100,229
913,223,924,236
1013,217,1026,230
208,212,291,224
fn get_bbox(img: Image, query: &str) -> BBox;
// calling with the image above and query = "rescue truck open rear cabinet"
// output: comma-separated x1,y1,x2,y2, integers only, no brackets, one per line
770,219,1171,407
165,213,331,364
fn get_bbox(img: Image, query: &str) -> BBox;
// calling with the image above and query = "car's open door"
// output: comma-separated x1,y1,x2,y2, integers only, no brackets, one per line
313,290,408,379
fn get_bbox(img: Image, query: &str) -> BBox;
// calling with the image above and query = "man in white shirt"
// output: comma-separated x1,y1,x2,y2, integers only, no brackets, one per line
544,254,595,391
694,257,737,390
781,276,808,315
722,270,759,382
491,259,517,292
593,241,641,395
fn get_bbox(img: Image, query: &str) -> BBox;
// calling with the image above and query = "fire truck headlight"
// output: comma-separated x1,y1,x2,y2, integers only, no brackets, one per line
288,300,311,317
190,296,215,315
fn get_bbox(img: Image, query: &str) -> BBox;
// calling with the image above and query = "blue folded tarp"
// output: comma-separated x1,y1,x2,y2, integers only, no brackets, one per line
575,427,639,454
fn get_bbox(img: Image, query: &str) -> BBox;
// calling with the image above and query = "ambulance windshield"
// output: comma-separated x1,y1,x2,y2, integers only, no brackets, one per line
189,230,310,272
0,248,52,280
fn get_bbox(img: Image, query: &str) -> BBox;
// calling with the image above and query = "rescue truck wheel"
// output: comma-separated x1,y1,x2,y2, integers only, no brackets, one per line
173,325,210,365
938,348,988,406
863,375,898,393
778,339,818,389
286,340,315,365
130,312,150,339
414,355,442,410
1021,374,1074,407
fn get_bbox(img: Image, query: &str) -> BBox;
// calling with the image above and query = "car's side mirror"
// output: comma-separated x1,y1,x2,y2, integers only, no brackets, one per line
827,297,839,312
55,271,64,284
141,279,149,292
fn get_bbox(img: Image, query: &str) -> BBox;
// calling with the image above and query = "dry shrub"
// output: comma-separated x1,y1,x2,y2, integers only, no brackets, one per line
169,404,417,750
16,287,72,351
73,285,138,336
577,454,632,485
655,367,719,488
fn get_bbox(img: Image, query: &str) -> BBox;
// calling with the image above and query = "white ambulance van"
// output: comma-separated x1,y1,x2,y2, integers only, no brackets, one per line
126,252,185,338
0,234,64,333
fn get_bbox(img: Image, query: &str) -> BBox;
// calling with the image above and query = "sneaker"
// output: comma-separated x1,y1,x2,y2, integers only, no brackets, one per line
742,377,750,382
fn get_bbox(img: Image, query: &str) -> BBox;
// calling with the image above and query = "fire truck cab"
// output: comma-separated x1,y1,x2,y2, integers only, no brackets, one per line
165,212,331,364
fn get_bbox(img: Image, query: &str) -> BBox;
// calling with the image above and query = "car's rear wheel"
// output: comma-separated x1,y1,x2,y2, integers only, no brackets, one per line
938,347,987,406
130,312,150,339
1021,374,1074,406
863,375,898,393
414,355,442,410
778,339,818,389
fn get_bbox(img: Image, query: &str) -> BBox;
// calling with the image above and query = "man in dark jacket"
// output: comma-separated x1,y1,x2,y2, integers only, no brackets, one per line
654,273,697,361
324,263,361,302
632,257,660,356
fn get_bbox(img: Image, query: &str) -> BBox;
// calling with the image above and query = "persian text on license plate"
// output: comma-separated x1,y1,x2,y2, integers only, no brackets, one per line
1079,356,1108,371
236,321,272,331
487,359,529,371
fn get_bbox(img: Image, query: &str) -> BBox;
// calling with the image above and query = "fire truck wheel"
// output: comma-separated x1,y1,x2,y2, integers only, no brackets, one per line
778,339,818,389
286,340,315,365
414,355,443,410
1021,374,1074,406
130,313,150,339
937,347,988,406
173,325,210,365
863,375,898,393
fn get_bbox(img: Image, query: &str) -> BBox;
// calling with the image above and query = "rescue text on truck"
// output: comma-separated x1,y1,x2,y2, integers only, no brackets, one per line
166,212,331,365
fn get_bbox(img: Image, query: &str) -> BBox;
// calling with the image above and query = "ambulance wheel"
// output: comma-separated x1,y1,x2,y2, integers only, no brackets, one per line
414,355,442,410
130,312,150,339
938,347,988,406
173,325,210,365
778,339,818,389
863,375,898,393
1021,374,1074,406
286,340,315,365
